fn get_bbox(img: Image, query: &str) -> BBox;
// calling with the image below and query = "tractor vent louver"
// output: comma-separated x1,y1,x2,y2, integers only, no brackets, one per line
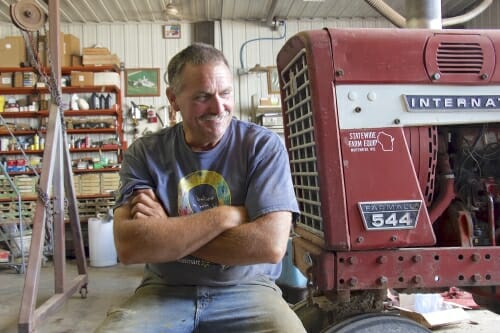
436,42,483,74
425,34,494,83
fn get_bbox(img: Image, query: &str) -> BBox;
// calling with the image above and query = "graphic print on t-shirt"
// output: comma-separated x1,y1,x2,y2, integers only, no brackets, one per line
178,170,231,215
177,170,232,267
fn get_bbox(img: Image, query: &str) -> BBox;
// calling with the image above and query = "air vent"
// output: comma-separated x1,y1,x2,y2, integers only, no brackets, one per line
425,34,494,83
436,42,483,74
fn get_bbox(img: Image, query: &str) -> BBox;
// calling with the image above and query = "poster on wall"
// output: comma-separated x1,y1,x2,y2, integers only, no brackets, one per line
163,24,181,39
125,68,161,97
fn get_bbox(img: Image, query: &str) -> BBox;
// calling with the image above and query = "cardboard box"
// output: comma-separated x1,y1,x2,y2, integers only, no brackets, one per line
70,71,94,86
100,173,120,193
93,72,120,87
0,36,26,67
71,55,83,66
82,54,121,66
14,72,36,87
0,72,13,87
394,293,469,329
38,33,80,67
23,72,36,87
38,32,63,67
80,185,101,195
63,34,80,66
83,47,110,55
73,174,81,194
258,114,283,127
13,72,23,87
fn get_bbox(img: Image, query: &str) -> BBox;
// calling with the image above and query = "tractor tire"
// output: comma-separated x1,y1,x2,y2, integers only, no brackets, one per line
320,313,431,333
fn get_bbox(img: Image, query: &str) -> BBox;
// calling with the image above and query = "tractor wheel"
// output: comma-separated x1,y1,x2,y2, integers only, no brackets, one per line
320,313,431,333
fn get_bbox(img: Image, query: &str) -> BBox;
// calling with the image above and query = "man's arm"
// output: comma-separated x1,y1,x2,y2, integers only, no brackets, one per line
191,211,292,266
113,190,247,264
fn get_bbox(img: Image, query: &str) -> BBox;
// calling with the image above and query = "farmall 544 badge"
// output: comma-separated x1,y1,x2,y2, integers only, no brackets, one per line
358,200,422,230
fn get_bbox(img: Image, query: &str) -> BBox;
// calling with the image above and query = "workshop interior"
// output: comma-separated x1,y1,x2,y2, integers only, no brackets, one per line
0,0,500,332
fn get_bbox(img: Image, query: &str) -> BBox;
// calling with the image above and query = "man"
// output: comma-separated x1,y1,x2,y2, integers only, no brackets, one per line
95,43,306,333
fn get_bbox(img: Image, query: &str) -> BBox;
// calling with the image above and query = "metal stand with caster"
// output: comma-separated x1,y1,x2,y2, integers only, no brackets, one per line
11,1,89,332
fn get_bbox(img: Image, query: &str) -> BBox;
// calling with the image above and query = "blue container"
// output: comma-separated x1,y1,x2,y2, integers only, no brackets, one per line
277,238,308,288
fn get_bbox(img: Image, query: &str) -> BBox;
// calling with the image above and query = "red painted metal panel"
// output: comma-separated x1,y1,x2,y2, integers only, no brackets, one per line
327,28,500,84
317,252,336,291
339,127,436,249
329,28,431,84
335,247,500,291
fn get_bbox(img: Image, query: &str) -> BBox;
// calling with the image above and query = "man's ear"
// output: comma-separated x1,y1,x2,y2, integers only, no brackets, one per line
166,87,180,111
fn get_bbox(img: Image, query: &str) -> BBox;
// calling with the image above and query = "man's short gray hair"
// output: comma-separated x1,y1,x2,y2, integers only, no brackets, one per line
167,43,230,93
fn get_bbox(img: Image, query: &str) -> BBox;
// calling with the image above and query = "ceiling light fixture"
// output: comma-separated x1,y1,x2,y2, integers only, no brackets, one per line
165,3,178,16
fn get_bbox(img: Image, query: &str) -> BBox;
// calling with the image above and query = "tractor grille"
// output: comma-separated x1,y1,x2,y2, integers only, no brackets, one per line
281,49,323,233
436,42,483,74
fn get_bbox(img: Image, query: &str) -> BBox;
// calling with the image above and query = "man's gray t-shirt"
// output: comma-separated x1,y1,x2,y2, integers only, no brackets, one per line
115,118,299,286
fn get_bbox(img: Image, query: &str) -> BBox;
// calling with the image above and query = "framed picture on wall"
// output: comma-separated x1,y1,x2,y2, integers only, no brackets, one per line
163,24,181,39
267,66,280,94
125,68,161,97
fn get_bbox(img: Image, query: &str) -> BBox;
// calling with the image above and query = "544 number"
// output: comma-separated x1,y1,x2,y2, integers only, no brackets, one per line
370,212,413,228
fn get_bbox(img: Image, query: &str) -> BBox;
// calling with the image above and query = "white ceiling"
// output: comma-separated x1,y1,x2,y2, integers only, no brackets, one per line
0,0,481,25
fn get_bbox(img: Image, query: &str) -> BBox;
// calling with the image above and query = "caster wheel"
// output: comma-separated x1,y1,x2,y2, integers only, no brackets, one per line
80,286,88,299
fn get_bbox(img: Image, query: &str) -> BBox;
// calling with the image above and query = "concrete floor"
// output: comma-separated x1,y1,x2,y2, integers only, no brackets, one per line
0,260,499,333
0,260,143,333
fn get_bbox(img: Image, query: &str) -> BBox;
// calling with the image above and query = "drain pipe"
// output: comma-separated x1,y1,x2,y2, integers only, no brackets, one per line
364,0,493,28
406,0,442,29
442,0,493,27
364,0,405,27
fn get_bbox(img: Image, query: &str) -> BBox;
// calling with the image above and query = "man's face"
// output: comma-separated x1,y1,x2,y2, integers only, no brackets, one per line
167,61,234,151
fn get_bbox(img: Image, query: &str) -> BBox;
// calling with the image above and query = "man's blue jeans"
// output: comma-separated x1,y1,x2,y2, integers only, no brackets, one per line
94,275,306,333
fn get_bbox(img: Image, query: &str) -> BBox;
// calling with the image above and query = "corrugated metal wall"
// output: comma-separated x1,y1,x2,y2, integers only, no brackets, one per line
1,9,497,143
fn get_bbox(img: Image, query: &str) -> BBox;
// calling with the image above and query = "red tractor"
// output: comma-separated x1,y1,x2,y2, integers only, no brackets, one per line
276,27,500,332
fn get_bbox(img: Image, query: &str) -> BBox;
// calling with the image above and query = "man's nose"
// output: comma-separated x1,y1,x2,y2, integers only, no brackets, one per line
210,96,225,114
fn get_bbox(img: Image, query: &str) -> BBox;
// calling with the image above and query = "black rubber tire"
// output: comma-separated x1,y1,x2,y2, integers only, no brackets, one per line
320,313,431,333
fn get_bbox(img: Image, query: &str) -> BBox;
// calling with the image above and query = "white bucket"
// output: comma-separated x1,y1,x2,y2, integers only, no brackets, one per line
13,235,31,257
88,216,117,267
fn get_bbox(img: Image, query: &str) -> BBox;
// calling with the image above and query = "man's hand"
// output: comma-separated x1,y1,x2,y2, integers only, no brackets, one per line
130,189,168,219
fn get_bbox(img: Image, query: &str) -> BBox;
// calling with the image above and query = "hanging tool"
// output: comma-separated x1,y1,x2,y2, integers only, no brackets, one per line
129,101,142,126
